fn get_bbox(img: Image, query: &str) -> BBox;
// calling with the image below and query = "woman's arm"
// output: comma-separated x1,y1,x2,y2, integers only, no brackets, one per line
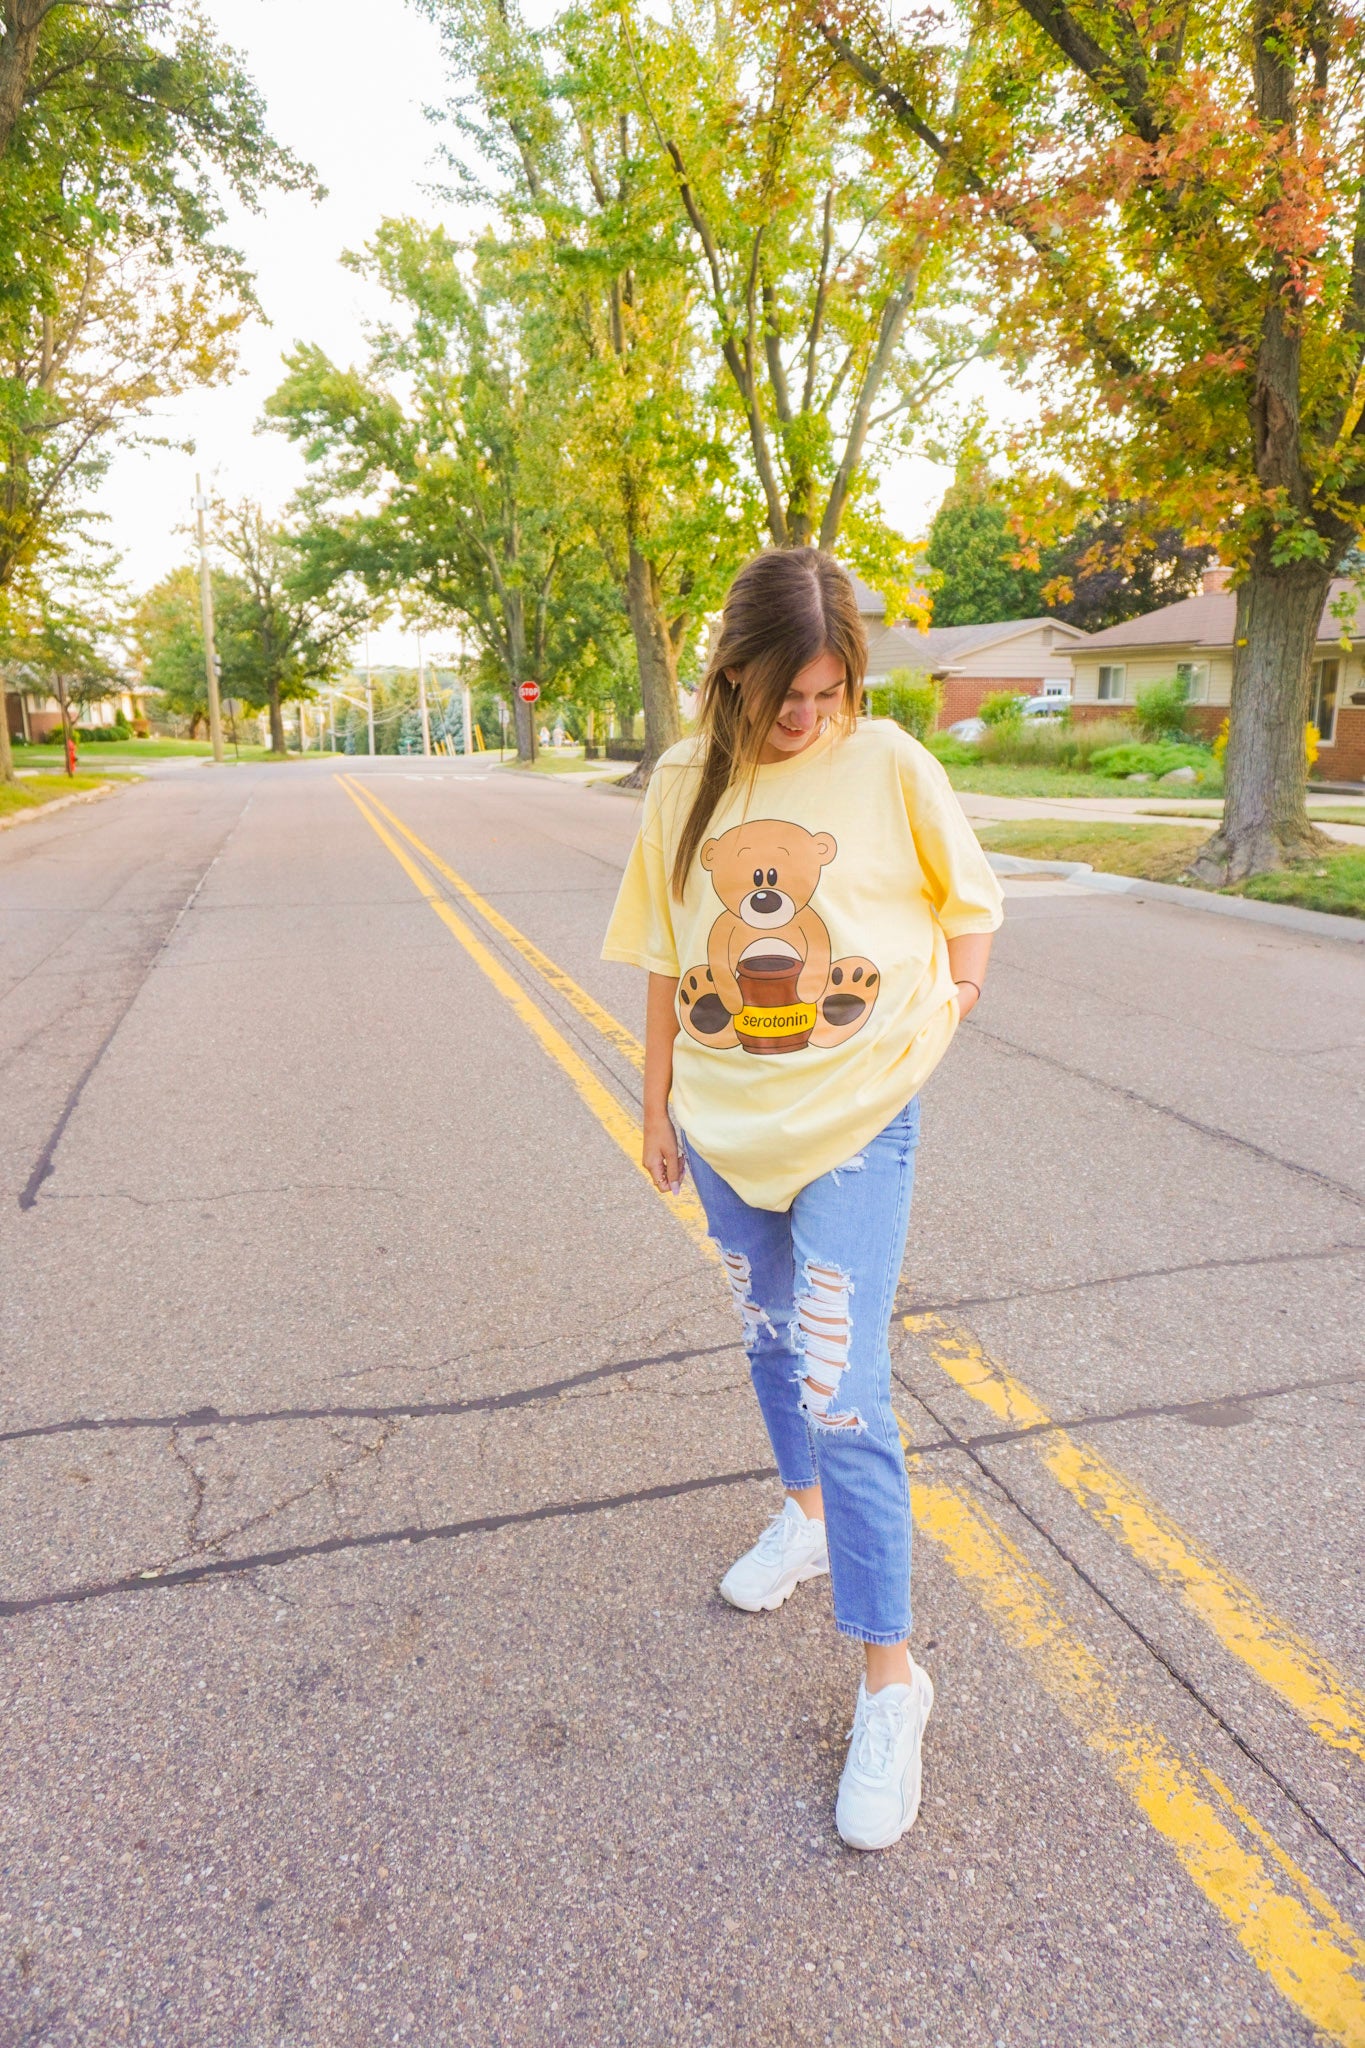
643,972,684,1194
947,931,993,1019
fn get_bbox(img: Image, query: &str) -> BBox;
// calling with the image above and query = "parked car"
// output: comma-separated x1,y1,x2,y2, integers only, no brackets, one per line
1020,694,1072,721
947,717,986,743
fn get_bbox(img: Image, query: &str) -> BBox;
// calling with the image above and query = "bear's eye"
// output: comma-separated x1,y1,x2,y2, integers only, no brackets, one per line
767,868,778,887
753,869,764,888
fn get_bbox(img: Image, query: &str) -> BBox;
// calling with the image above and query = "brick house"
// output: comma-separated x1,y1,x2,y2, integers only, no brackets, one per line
855,577,1088,729
847,575,1087,724
1070,567,1365,782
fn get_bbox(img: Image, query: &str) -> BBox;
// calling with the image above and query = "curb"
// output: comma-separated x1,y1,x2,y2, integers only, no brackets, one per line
986,852,1365,944
0,781,118,835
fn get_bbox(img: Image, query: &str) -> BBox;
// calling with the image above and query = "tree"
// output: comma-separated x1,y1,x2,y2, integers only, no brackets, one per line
0,1,314,783
1,562,126,743
209,501,366,755
421,0,758,774
627,0,981,582
926,459,1044,625
814,0,1365,876
269,220,607,762
130,563,254,736
1041,509,1214,635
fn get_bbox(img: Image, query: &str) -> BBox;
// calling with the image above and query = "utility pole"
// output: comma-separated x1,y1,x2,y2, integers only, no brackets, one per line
416,626,432,756
364,628,376,757
460,626,473,758
193,476,225,764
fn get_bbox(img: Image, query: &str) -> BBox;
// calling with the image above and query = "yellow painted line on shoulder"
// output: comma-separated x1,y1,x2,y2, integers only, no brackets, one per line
907,1312,1365,1765
338,773,645,1073
910,1472,1365,2046
339,776,711,1257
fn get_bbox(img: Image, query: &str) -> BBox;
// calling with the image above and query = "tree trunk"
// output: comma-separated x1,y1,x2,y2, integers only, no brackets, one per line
503,591,537,763
0,684,15,785
268,681,287,755
1188,554,1332,883
623,546,683,785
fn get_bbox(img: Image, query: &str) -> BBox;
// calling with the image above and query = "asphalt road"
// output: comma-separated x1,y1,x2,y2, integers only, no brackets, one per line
2,757,1363,2048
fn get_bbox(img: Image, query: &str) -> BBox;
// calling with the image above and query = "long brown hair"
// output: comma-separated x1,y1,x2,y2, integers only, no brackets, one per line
670,549,867,898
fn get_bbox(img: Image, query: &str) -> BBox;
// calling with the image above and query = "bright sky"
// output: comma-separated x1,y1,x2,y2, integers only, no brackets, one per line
95,0,966,665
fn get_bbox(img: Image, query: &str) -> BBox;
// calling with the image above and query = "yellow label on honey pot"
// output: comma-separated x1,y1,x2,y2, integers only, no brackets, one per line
734,1002,818,1037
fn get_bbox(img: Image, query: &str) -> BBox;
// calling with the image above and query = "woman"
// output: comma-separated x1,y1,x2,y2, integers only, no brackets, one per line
602,549,1003,1850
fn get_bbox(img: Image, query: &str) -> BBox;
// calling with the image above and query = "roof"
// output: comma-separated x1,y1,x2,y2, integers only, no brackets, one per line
1080,578,1365,651
868,616,1087,672
845,570,887,618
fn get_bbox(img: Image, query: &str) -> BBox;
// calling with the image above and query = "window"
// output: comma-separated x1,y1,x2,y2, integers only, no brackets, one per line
1097,664,1126,701
1310,659,1339,745
1176,660,1210,702
1042,681,1068,698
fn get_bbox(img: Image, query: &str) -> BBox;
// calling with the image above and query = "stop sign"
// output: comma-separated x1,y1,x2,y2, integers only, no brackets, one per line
518,680,541,704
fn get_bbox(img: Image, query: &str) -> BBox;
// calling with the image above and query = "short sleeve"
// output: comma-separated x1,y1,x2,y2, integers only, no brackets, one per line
900,739,1005,938
601,778,680,975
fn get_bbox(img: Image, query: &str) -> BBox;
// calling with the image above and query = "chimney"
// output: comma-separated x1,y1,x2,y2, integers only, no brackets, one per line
1202,563,1232,595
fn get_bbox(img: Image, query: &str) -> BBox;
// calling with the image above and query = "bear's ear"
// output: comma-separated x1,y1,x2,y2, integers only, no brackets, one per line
700,838,720,870
812,831,837,865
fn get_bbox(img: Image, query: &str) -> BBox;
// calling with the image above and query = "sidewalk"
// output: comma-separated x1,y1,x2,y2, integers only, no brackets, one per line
953,789,1365,845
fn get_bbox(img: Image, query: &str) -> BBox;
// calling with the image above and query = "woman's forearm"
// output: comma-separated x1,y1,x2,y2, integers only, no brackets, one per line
644,973,681,1115
947,932,993,1017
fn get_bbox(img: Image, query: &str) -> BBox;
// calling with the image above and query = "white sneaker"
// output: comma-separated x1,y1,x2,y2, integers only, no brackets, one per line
836,1660,934,1850
719,1498,829,1613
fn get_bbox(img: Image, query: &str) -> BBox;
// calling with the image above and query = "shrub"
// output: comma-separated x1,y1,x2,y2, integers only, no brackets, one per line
979,689,1027,727
1134,677,1194,740
979,718,1077,766
1089,740,1216,779
924,731,979,764
1069,716,1138,769
866,668,940,739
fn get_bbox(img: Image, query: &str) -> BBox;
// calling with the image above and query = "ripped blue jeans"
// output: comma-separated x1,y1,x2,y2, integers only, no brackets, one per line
683,1097,920,1646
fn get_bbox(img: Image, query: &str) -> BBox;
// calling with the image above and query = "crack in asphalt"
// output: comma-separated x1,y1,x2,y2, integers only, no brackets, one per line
967,1023,1365,1209
41,1181,409,1208
0,1341,740,1446
891,1354,1365,1891
0,1466,777,1618
16,795,255,1212
896,1239,1365,1317
892,1364,1365,1455
160,1417,405,1571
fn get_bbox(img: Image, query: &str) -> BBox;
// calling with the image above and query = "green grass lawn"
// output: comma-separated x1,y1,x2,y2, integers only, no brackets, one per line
976,818,1365,917
18,739,341,766
977,819,1214,880
0,773,115,819
1234,847,1365,917
507,750,624,775
940,761,1222,801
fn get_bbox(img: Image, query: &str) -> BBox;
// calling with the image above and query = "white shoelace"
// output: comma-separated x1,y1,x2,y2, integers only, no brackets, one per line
848,1690,911,1777
752,1510,799,1565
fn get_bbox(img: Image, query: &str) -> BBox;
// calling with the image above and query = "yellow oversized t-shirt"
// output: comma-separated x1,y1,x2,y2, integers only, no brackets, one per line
602,718,1004,1210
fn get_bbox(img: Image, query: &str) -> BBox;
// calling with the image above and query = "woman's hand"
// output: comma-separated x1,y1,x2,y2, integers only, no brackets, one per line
643,1108,684,1196
954,979,980,1020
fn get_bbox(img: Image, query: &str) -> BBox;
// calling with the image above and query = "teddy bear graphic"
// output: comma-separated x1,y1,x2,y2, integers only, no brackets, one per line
677,819,881,1055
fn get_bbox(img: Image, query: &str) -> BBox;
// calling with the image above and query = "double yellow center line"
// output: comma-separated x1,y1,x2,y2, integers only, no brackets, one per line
339,770,1365,2046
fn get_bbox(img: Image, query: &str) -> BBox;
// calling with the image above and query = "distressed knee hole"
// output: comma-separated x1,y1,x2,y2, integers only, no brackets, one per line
715,1244,777,1350
796,1259,863,1431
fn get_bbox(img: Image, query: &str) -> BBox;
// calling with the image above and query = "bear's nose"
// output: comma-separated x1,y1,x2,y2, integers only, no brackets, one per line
748,890,784,916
